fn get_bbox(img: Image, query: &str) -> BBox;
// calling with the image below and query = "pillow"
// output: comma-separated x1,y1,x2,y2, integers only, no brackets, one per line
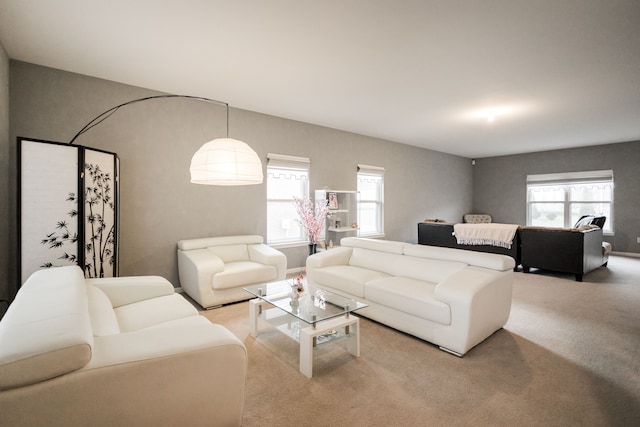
574,215,595,228
591,216,607,228
463,214,492,224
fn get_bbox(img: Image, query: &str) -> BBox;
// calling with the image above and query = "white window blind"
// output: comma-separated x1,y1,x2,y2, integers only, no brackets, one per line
526,170,614,233
267,153,310,245
357,164,385,237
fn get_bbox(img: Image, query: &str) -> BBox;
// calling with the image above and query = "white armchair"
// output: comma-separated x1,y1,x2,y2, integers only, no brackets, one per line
177,235,287,309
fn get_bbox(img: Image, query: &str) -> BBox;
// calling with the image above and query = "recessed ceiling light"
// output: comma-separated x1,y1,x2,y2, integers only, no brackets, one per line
457,103,533,123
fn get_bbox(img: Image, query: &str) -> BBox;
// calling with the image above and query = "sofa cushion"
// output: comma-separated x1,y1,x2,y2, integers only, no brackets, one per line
365,277,451,325
310,265,390,298
388,254,467,284
348,247,404,275
87,275,175,307
86,284,120,336
207,244,249,263
114,294,198,332
85,316,241,370
211,261,277,290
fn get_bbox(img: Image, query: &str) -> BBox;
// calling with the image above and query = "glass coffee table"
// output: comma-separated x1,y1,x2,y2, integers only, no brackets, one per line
244,280,368,378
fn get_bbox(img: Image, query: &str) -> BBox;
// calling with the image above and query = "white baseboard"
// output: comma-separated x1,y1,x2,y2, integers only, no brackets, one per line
611,251,640,258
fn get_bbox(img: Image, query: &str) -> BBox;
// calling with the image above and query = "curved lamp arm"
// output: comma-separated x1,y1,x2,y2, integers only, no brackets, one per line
68,94,227,145
67,94,263,186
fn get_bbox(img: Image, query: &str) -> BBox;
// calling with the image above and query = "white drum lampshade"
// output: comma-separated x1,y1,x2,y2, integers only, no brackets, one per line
190,138,263,185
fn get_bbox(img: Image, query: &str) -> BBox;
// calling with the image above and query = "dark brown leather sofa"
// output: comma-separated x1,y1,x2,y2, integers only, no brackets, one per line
520,226,608,281
417,222,521,266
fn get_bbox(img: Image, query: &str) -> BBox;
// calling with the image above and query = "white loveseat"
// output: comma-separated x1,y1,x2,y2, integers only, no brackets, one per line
177,235,287,309
306,238,515,356
0,266,247,427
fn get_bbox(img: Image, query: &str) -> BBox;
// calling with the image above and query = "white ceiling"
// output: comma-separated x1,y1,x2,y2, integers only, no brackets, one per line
1,0,639,158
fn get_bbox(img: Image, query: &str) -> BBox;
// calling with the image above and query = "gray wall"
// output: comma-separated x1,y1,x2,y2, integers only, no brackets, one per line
0,41,9,311
4,61,472,298
473,141,640,253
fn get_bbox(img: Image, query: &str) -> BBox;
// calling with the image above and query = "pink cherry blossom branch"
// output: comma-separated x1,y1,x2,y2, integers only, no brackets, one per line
293,197,330,243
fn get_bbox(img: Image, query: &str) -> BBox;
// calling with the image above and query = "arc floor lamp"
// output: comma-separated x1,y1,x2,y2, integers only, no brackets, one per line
69,94,264,185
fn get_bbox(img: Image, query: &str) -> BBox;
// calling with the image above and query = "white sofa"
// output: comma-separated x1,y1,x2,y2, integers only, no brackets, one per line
0,266,247,427
177,235,287,309
306,238,515,356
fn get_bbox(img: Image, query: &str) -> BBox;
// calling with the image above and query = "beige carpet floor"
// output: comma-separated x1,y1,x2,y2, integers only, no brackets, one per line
200,255,640,426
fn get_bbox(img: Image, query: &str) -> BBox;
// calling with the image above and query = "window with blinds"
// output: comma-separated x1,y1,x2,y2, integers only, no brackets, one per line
357,164,385,237
266,153,310,245
526,170,614,234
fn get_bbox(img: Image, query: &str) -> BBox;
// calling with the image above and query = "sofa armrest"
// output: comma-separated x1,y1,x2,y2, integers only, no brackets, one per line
434,267,512,354
2,318,248,427
177,249,225,304
87,276,175,308
247,244,287,279
306,247,353,270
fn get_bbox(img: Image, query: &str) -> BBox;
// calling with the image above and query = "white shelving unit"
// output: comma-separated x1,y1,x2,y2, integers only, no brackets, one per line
315,189,359,247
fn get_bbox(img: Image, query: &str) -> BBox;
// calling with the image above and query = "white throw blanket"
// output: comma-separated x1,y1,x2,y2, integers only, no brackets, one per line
453,223,519,249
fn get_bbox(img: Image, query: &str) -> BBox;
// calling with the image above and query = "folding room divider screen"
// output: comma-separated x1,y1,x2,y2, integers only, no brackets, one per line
18,138,120,285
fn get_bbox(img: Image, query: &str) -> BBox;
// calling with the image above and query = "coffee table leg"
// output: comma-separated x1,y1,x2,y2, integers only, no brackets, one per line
249,299,261,337
347,318,360,357
299,316,361,378
300,328,314,378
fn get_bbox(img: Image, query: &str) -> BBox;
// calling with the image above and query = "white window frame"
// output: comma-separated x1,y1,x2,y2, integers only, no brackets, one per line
526,170,614,234
357,164,385,238
266,153,310,247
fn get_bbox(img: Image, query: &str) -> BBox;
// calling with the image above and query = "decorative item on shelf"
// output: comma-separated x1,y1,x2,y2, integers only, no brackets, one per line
351,223,358,229
316,330,340,344
335,219,341,229
328,192,339,210
293,197,330,255
329,240,334,248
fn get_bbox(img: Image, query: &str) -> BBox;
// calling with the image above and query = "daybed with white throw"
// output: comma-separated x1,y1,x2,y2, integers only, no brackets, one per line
177,235,287,309
0,266,247,427
306,237,515,356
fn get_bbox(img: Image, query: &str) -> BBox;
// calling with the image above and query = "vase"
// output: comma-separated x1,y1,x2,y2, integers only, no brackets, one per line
308,242,317,255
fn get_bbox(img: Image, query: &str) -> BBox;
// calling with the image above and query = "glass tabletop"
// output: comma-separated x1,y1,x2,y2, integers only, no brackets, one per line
243,280,367,325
